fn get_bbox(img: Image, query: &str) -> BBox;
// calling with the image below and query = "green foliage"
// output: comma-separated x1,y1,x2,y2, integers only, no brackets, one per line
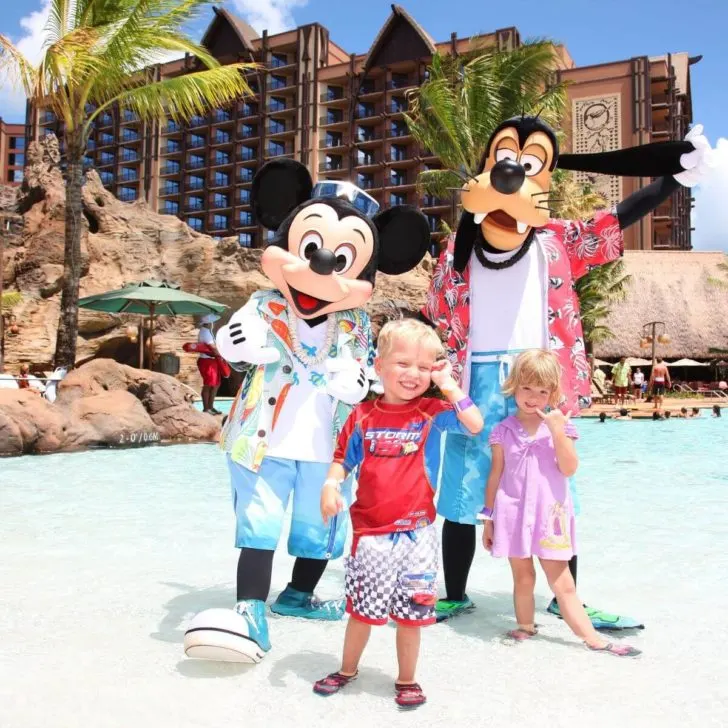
0,0,256,148
0,291,22,310
404,40,569,200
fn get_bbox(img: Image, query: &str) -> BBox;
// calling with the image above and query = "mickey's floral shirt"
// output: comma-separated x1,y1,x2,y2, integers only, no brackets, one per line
422,209,624,414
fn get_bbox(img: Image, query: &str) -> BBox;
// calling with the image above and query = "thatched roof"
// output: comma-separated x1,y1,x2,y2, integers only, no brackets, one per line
594,251,728,360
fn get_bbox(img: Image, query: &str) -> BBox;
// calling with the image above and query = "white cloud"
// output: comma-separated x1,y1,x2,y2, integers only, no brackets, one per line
0,0,51,123
229,0,307,35
692,138,728,252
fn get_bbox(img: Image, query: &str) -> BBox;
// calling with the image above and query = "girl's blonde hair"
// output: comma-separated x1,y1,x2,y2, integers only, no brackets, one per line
377,318,445,359
502,349,562,406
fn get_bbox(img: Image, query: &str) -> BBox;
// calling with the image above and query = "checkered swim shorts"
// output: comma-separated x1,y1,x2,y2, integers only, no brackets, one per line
344,524,439,626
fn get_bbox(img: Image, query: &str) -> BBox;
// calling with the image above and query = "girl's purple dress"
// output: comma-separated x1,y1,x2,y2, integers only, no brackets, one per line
489,415,578,560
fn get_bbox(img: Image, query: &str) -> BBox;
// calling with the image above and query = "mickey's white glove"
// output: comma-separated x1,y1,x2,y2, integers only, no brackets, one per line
674,124,718,187
325,348,369,405
215,311,280,367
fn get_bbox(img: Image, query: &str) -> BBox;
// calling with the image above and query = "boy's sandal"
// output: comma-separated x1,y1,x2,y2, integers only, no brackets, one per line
587,642,642,658
313,670,358,696
395,682,427,709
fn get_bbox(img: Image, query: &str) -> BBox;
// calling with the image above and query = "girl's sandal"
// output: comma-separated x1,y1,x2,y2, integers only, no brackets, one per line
503,626,539,643
394,682,427,709
587,642,642,658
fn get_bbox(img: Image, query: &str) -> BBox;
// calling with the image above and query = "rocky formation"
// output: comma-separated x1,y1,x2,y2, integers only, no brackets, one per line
0,133,431,392
0,358,219,456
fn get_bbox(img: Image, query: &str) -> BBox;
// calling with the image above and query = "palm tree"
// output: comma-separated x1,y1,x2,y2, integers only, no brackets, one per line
404,40,569,200
550,169,632,352
0,0,256,368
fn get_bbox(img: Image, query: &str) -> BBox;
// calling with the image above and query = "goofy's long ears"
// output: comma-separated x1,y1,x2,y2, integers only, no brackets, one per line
558,140,695,177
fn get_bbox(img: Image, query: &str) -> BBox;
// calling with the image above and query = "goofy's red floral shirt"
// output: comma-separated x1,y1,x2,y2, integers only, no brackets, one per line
422,209,624,415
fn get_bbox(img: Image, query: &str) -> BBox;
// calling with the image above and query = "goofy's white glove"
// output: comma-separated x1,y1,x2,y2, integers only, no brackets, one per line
215,311,280,368
325,348,369,405
674,124,718,187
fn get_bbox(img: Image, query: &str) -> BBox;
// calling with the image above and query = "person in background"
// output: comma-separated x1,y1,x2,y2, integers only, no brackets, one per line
692,407,701,418
679,407,689,418
197,314,223,415
648,357,671,411
632,368,645,402
664,410,672,419
712,405,722,418
613,408,631,420
611,357,631,406
598,412,608,423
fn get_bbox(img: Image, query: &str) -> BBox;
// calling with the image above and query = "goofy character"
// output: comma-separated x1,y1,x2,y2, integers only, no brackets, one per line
422,118,715,628
193,159,430,663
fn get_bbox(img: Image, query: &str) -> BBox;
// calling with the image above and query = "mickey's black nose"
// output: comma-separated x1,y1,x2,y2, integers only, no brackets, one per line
309,247,337,275
490,159,526,195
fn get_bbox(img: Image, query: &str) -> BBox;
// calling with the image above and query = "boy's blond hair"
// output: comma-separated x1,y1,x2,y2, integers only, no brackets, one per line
502,349,562,406
376,318,445,359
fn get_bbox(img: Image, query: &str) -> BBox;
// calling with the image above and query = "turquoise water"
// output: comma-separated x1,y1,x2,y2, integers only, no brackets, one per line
1,417,726,727
193,397,234,414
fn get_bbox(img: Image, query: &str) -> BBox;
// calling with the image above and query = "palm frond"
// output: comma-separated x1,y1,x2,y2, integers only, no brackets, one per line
0,291,23,310
405,40,569,190
0,34,38,98
416,169,462,198
95,63,255,125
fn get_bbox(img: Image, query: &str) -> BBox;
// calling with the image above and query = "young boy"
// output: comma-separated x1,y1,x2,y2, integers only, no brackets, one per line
313,319,484,709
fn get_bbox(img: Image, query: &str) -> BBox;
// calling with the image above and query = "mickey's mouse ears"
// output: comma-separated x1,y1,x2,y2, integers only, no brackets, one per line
312,180,380,218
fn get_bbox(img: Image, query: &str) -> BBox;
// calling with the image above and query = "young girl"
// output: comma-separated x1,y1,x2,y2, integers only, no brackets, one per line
480,349,641,657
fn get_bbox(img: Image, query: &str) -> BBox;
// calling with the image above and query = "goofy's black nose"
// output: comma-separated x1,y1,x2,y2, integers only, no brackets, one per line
309,247,337,275
490,159,526,195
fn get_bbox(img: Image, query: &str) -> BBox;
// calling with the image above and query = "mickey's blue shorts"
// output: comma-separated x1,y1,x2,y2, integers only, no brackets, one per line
227,455,351,559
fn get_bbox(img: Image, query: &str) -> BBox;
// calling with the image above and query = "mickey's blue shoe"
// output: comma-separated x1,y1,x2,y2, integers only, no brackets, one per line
270,585,345,621
235,599,272,653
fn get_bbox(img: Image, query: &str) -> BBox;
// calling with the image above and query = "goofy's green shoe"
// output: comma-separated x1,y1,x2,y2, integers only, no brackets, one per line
270,585,345,621
435,595,475,623
547,598,645,631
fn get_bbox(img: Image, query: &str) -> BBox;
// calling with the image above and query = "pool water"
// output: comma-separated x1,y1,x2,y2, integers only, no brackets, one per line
1,417,726,727
192,397,234,414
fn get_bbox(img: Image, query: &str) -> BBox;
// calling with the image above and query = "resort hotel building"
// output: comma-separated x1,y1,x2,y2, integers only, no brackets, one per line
21,4,701,253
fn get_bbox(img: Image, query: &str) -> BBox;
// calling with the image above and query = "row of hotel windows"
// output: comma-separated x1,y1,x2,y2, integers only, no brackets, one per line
323,72,422,100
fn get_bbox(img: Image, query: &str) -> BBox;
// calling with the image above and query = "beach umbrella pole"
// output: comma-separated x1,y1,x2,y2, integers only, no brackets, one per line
138,321,144,369
149,303,156,370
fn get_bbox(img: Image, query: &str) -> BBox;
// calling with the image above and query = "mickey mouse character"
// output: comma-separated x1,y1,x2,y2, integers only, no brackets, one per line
422,118,716,628
186,159,430,664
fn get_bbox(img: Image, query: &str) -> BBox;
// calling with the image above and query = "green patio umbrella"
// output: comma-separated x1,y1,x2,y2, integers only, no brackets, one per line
78,279,227,368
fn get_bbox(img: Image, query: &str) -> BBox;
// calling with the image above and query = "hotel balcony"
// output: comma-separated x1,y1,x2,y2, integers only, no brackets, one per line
319,90,349,107
355,155,379,170
160,162,182,177
239,125,260,140
421,195,450,210
387,75,417,92
320,136,348,151
209,174,232,189
320,112,349,127
119,110,140,125
268,121,296,138
238,147,258,165
267,76,297,94
163,120,183,136
358,81,384,98
159,183,182,198
318,159,349,174
239,104,258,120
267,101,297,116
211,109,235,128
354,106,382,121
264,143,294,160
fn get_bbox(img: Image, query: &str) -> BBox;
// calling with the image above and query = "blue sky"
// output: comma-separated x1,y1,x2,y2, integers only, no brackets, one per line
1,0,726,249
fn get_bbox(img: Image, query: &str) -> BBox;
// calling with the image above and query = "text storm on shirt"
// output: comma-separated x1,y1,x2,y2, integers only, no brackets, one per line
365,422,425,458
